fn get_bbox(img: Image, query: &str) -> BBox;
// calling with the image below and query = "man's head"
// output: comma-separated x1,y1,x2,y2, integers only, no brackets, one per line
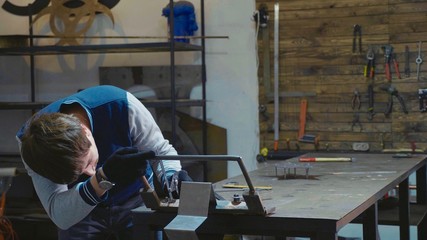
20,113,96,184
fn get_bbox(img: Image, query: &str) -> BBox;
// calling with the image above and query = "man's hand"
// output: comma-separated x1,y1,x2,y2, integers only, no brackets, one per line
102,147,155,186
164,170,193,199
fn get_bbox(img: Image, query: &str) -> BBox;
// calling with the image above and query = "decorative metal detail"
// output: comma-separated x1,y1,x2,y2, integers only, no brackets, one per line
32,0,114,45
2,0,119,16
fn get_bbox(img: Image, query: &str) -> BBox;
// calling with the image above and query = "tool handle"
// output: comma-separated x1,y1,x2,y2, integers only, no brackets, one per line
141,176,153,190
393,59,401,79
397,95,408,114
385,95,393,116
299,157,353,162
370,66,375,78
298,99,308,139
385,63,391,81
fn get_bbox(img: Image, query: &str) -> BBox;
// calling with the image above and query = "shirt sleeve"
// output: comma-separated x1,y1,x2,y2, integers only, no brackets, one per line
126,92,181,181
16,136,104,230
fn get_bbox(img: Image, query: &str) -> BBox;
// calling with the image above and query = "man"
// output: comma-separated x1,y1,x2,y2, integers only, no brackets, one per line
16,85,190,239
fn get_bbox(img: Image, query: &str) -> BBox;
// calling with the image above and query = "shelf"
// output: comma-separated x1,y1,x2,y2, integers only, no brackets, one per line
0,102,50,110
0,41,202,56
0,99,205,110
0,0,208,156
141,99,205,108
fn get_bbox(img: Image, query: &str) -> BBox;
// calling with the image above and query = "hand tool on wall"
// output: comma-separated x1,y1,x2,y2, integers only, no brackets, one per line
351,89,361,109
380,84,408,116
367,84,375,120
416,41,423,80
298,99,308,140
351,112,363,132
419,88,427,112
404,45,410,77
383,45,401,81
298,99,318,145
364,47,375,78
353,24,362,54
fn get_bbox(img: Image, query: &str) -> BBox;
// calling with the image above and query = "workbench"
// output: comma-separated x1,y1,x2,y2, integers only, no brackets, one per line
132,153,427,240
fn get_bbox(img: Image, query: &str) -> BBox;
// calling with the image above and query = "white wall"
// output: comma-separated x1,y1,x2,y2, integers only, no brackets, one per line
0,0,259,177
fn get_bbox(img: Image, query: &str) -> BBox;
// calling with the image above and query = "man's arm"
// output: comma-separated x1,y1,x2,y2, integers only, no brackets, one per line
17,136,105,230
23,163,103,229
126,92,181,181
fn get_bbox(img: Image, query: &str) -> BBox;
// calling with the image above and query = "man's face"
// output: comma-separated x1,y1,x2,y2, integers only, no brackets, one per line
80,125,99,176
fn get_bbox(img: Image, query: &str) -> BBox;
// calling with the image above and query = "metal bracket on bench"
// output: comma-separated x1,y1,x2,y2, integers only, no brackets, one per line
164,182,212,240
140,155,269,216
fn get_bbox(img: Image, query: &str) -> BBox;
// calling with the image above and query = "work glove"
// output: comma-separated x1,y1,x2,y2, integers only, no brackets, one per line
102,147,155,186
163,170,193,199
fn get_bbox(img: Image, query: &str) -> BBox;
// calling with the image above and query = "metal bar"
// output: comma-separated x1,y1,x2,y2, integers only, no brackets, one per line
262,21,271,101
273,0,280,151
28,4,35,104
201,0,208,185
399,178,410,240
152,155,256,194
362,203,378,240
418,210,427,240
169,0,177,146
416,164,427,204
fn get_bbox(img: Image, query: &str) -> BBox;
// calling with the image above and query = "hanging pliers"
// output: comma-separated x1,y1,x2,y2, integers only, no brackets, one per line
364,47,375,78
383,45,401,82
351,89,361,110
351,112,363,132
381,84,408,116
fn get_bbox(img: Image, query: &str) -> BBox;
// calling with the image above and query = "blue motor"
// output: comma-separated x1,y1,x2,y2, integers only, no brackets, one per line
162,1,198,43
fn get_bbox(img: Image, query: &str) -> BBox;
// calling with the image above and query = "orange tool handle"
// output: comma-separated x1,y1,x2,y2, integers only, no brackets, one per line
298,99,308,139
369,66,375,78
385,63,391,81
393,59,401,79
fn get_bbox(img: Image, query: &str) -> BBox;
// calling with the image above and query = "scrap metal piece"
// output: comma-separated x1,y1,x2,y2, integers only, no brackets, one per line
242,190,268,215
164,182,212,240
275,162,312,179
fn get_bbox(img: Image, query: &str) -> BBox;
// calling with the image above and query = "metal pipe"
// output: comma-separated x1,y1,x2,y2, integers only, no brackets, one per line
273,0,280,151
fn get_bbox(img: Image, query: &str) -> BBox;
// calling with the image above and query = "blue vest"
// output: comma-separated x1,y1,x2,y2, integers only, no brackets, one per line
17,85,152,205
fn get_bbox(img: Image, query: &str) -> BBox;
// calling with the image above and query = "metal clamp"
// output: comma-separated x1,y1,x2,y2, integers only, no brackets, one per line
145,155,270,216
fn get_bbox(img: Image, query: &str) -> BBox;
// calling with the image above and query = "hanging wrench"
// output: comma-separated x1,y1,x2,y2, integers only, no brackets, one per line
404,45,410,77
416,41,423,80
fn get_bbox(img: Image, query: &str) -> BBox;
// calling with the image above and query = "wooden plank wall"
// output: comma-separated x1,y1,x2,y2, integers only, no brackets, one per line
256,0,427,152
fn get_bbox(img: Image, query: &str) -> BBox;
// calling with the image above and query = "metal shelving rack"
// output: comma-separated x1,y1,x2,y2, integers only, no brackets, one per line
0,0,208,156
